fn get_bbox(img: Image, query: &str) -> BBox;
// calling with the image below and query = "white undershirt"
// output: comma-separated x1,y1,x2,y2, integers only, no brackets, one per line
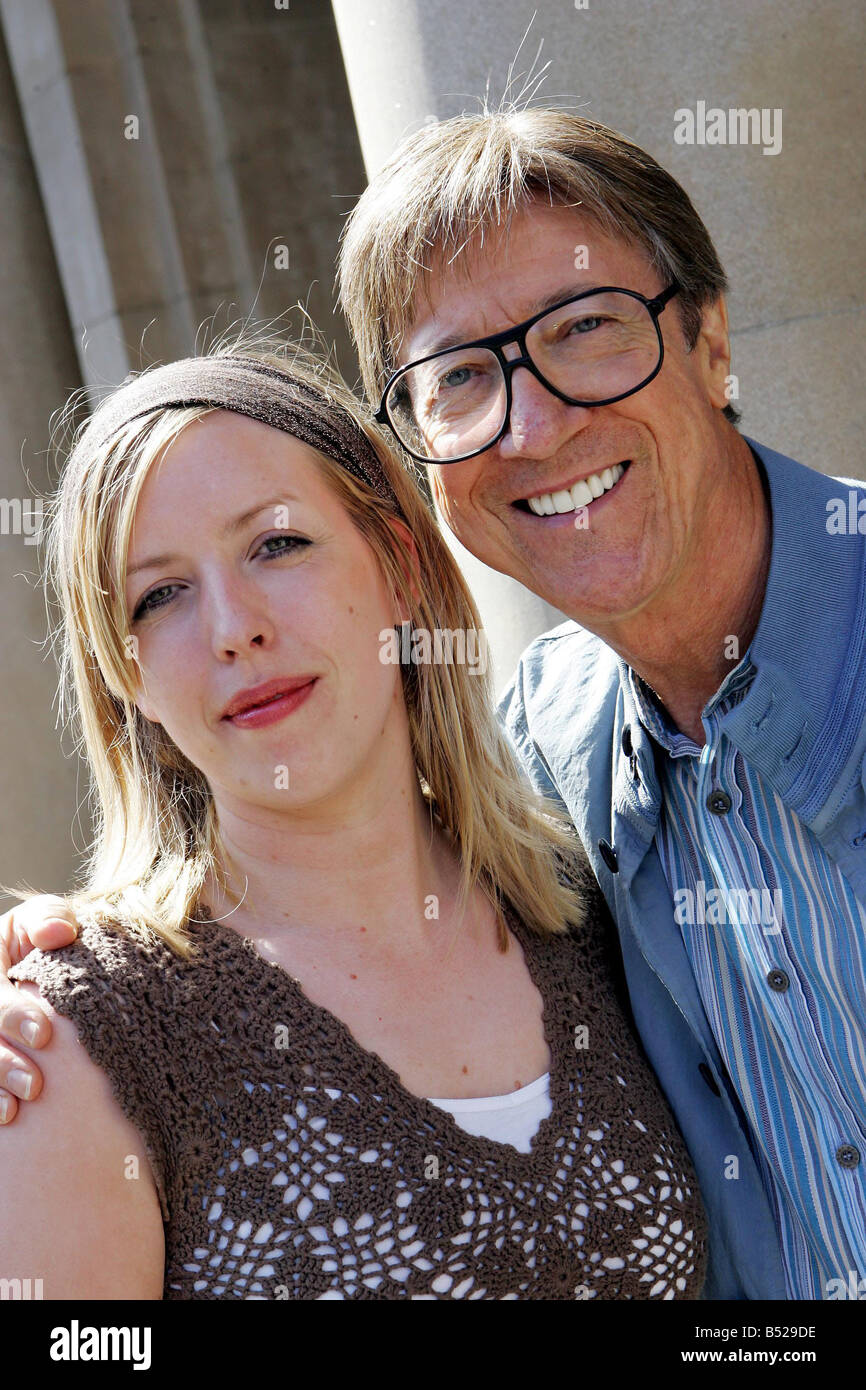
426,1071,552,1153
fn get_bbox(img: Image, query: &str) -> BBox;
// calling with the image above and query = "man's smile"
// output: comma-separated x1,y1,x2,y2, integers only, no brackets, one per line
511,459,632,517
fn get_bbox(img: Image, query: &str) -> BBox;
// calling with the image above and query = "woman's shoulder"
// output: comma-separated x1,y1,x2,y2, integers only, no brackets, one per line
9,913,188,1018
8,914,199,1228
10,972,162,1162
4,976,165,1297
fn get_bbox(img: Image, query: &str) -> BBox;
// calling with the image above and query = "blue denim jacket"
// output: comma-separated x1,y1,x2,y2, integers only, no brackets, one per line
498,437,866,1299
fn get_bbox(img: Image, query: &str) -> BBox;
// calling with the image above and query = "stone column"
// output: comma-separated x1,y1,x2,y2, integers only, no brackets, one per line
1,0,364,392
0,0,365,898
0,17,88,902
332,0,865,692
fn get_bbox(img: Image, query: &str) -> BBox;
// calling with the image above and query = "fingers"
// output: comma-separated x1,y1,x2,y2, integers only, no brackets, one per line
0,977,49,1044
0,900,77,1126
0,1040,43,1123
12,895,79,953
0,980,50,1123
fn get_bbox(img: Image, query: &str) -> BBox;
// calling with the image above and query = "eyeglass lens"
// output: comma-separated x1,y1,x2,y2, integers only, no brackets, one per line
387,291,662,461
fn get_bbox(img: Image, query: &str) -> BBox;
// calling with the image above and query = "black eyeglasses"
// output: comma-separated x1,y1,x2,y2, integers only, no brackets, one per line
375,282,680,464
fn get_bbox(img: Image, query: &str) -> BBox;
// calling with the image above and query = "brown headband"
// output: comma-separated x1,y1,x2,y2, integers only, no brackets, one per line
80,355,403,511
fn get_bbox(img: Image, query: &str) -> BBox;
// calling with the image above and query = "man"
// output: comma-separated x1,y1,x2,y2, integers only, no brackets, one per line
0,109,863,1301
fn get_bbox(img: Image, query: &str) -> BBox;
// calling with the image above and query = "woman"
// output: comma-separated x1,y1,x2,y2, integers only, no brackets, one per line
3,341,706,1298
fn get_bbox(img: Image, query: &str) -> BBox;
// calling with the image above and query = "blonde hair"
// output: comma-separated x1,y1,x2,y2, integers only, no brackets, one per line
8,336,589,957
338,105,739,424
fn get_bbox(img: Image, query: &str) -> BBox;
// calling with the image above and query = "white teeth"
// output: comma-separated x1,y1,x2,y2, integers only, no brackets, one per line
524,462,626,517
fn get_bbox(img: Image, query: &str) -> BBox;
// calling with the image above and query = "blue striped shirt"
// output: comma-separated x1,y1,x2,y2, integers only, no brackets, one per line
630,657,866,1300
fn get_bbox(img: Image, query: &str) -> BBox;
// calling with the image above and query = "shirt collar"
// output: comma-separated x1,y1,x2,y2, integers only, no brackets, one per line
623,436,864,810
629,652,756,757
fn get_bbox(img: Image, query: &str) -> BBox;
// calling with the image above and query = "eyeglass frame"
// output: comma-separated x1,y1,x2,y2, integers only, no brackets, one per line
374,280,681,465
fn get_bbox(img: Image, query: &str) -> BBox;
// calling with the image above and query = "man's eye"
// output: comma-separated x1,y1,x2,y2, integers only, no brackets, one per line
438,365,474,391
567,314,606,334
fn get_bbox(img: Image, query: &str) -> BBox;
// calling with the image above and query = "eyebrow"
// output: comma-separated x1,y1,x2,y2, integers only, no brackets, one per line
126,494,301,578
412,284,597,357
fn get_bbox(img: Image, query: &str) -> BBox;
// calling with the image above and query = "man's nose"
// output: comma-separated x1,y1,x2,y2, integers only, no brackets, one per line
497,363,593,460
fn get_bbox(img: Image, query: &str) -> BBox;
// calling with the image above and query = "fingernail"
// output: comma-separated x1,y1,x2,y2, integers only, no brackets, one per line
8,1067,32,1100
0,1095,8,1122
21,1018,41,1046
49,917,77,940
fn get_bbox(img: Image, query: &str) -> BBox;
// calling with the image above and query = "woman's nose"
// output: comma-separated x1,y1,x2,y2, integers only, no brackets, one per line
206,578,276,657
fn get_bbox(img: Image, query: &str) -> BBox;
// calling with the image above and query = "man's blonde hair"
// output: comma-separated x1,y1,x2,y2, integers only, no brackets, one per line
6,336,588,956
338,106,739,423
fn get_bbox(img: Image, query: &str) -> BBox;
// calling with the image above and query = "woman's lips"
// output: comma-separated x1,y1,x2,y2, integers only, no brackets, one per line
225,678,317,729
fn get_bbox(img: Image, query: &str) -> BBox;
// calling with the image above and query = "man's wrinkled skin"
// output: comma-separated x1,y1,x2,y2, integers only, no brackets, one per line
0,901,77,1121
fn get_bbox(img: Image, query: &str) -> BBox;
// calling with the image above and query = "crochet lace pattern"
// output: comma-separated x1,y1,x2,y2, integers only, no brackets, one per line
10,883,707,1299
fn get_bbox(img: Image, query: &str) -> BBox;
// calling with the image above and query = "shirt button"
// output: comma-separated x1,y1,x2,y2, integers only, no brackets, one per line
767,969,790,992
698,1062,721,1097
836,1145,861,1169
707,789,732,815
598,838,619,874
621,725,633,757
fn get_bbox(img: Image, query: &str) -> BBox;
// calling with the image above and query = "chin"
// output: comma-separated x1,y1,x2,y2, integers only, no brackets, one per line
536,568,650,624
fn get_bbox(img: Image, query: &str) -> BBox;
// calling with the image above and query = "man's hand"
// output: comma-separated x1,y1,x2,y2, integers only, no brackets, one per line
0,896,79,1124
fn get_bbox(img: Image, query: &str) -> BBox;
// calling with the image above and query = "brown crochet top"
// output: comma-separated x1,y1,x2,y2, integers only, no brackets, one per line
10,884,707,1300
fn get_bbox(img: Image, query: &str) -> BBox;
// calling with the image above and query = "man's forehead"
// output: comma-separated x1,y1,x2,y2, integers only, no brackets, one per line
399,206,652,360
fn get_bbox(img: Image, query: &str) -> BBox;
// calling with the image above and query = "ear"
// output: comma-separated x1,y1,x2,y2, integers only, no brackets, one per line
385,517,422,619
427,465,462,540
429,467,446,513
136,700,162,727
695,294,733,411
134,692,162,727
125,663,162,727
427,466,450,531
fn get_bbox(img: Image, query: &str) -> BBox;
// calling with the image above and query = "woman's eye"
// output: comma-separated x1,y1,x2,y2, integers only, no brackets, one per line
131,536,311,621
257,533,311,558
133,584,178,620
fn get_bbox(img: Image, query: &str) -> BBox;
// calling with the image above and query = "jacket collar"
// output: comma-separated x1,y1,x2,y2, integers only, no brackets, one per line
611,436,866,885
721,437,866,825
